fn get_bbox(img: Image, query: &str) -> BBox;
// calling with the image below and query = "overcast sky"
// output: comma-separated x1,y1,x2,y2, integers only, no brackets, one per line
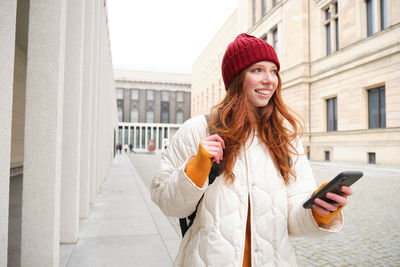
107,0,238,74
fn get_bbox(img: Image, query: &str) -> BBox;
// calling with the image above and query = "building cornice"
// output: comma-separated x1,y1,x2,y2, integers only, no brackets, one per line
115,78,191,86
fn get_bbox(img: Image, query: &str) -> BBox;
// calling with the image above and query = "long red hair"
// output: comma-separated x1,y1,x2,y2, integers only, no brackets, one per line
209,70,303,184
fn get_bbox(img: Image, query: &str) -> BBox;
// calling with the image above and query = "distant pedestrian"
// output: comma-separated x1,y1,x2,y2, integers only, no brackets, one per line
151,33,355,266
129,143,133,152
117,144,122,154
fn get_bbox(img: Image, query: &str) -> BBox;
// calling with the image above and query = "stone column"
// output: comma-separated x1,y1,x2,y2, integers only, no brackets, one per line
60,0,85,243
145,126,148,150
140,127,143,149
128,126,131,145
134,126,137,149
21,0,67,265
161,127,164,150
89,0,100,203
0,1,17,265
97,13,105,188
80,0,94,219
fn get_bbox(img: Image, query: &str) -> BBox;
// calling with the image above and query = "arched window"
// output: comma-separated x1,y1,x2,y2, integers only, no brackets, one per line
146,108,154,123
118,107,123,122
176,110,184,124
130,108,138,123
161,108,169,123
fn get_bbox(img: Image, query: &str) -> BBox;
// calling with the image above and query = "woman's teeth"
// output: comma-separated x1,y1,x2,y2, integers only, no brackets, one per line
256,90,270,95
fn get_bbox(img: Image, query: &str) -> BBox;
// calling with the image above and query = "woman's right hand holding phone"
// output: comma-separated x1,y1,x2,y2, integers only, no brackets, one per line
312,185,353,215
311,183,354,226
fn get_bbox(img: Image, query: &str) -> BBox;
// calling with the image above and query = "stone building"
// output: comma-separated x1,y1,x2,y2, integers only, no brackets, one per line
114,70,191,152
0,0,117,266
192,0,400,166
114,69,191,124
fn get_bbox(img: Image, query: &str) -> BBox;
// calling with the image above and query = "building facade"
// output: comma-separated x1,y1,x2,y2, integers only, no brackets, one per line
192,0,400,166
115,69,191,124
0,0,117,266
114,70,191,152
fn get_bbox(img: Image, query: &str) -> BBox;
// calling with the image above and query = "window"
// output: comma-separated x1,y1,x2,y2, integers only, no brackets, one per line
262,0,267,16
325,9,331,55
368,86,386,128
161,91,169,102
131,89,138,100
261,34,268,42
368,152,376,164
146,109,154,123
325,151,330,161
326,97,337,131
161,108,169,123
118,107,123,122
272,28,278,53
146,90,154,101
176,110,184,124
366,0,374,36
130,108,138,123
116,88,123,100
380,0,388,30
324,2,339,55
176,92,184,102
252,0,257,25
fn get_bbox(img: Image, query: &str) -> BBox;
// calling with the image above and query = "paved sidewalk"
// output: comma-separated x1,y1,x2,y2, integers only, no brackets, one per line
129,152,400,266
60,151,400,266
60,154,181,267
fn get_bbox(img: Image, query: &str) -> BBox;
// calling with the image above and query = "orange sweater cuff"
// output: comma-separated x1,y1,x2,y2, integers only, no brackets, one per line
185,144,213,188
312,182,344,226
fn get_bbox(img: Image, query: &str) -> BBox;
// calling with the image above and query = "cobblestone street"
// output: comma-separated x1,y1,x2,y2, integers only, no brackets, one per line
128,152,400,266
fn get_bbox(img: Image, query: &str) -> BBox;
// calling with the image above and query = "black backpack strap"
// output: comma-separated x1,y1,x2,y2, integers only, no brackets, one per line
179,114,222,237
179,218,189,237
279,156,292,178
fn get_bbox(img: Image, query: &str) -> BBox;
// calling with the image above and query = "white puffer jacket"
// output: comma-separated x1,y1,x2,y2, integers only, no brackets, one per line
151,115,343,267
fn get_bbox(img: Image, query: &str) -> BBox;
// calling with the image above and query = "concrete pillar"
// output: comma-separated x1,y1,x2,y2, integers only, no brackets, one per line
80,0,94,218
89,0,100,203
161,127,165,150
134,126,137,149
21,0,67,265
97,2,106,192
140,127,143,149
128,126,131,146
0,1,17,265
94,3,102,194
145,126,148,150
156,126,159,151
60,0,85,243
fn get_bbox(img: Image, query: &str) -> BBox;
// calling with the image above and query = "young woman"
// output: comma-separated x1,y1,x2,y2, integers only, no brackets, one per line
151,33,353,267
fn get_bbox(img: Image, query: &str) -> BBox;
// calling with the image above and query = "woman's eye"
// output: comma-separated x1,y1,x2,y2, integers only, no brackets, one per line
271,69,278,74
252,68,262,73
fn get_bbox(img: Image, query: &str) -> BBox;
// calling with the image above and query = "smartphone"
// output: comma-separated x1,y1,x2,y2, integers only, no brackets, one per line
303,171,363,209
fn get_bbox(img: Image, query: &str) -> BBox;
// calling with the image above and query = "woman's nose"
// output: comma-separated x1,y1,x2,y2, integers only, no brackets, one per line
261,73,273,83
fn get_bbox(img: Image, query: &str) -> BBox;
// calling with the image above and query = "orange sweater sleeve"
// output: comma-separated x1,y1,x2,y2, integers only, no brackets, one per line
312,182,344,226
185,144,214,187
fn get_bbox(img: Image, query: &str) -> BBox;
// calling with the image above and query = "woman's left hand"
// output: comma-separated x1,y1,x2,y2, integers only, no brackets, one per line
311,186,353,215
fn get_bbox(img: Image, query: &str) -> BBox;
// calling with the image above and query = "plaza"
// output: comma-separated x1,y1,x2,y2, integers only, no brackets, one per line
56,152,400,266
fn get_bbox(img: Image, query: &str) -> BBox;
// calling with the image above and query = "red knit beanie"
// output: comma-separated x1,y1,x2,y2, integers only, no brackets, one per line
221,33,280,90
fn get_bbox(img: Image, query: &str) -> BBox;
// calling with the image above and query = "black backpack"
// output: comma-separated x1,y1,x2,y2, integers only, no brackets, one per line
178,114,222,237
